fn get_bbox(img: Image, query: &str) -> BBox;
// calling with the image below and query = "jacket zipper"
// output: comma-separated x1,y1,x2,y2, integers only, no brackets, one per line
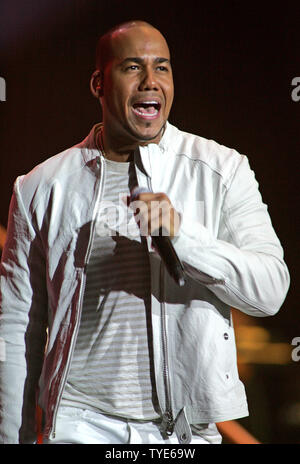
159,251,175,435
143,166,175,435
50,156,105,438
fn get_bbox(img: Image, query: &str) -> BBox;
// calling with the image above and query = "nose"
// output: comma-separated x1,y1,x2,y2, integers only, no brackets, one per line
138,66,159,91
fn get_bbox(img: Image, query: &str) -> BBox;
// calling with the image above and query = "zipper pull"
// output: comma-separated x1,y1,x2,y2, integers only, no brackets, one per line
160,411,175,436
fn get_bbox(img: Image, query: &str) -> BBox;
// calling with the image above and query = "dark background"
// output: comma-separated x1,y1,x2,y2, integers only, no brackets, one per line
0,0,299,444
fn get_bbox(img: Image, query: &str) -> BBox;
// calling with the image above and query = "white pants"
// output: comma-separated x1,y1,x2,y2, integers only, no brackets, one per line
43,405,222,444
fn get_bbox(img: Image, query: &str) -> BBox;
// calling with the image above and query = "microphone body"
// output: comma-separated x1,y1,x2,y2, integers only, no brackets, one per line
130,187,185,287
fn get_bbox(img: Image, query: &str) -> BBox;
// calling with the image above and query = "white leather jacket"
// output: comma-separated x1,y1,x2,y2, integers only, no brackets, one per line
0,122,290,443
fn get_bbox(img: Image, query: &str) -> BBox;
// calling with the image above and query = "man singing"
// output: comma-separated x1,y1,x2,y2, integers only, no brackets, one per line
0,20,290,444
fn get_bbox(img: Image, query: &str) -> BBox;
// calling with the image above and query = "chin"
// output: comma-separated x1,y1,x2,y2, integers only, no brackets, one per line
130,123,165,143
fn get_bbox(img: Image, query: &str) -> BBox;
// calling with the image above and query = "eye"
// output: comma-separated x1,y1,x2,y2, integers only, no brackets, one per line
156,65,168,72
125,64,140,71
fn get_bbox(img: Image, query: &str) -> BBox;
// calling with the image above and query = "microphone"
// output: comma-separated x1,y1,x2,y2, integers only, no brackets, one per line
130,187,185,287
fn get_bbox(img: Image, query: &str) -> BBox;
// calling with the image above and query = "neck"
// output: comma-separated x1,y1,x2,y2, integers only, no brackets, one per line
99,124,165,162
96,129,128,162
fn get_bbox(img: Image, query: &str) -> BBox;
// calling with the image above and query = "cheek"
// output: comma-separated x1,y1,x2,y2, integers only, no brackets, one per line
165,87,174,113
104,90,127,118
109,84,132,114
163,79,174,102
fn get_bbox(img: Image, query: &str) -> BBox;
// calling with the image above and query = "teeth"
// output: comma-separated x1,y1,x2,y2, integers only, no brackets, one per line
133,101,160,108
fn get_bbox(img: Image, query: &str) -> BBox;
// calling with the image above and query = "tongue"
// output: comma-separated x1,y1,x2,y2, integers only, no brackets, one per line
135,105,157,114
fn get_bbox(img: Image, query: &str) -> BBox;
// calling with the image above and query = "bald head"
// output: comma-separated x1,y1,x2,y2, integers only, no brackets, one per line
95,20,168,73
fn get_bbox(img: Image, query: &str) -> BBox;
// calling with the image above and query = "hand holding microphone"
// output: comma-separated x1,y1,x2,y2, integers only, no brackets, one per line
129,187,185,287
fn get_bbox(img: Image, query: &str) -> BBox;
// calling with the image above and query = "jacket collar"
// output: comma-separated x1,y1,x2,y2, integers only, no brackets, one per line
78,121,176,178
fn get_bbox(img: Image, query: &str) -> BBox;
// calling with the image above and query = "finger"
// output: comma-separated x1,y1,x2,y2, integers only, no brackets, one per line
136,192,171,204
148,199,174,235
121,195,131,207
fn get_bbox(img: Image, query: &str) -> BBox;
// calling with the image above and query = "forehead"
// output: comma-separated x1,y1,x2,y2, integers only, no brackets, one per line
108,26,171,62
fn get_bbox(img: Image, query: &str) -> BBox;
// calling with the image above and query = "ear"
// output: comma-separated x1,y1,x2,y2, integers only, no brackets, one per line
90,70,103,98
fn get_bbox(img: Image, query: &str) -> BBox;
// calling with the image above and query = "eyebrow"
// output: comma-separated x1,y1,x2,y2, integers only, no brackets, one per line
121,57,171,65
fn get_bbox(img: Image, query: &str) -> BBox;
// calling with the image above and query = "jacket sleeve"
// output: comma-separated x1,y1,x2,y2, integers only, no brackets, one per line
173,155,290,317
0,177,48,444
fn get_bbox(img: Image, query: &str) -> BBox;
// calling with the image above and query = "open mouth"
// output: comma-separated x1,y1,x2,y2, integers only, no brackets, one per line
132,101,161,119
